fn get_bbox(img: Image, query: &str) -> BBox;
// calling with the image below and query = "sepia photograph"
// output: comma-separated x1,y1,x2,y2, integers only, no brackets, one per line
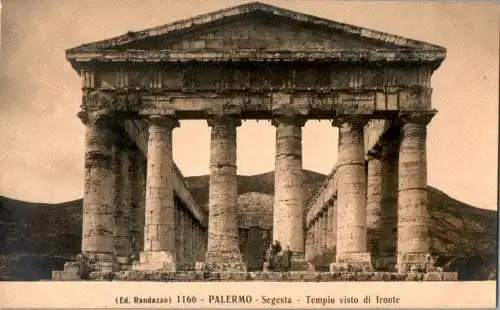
0,0,498,308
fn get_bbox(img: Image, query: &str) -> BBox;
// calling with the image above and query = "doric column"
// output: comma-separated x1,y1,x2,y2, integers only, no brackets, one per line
184,214,193,266
113,145,133,268
176,207,185,267
81,116,116,272
320,211,328,263
326,199,337,262
272,116,307,261
201,226,207,260
332,117,371,270
367,148,398,269
129,149,146,262
203,115,246,271
313,219,320,262
136,116,179,271
192,220,198,265
397,113,433,272
194,224,200,262
305,227,312,262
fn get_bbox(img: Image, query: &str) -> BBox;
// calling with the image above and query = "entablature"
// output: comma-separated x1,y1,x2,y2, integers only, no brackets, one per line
78,62,434,96
79,87,434,121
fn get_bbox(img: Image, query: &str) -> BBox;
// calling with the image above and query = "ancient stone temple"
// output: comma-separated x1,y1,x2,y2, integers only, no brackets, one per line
53,2,455,280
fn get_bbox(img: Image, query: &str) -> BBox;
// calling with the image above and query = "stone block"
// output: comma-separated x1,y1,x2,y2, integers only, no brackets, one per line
132,260,176,272
290,259,310,271
370,272,385,281
139,251,175,264
196,261,247,272
405,272,424,281
99,262,115,273
423,272,443,281
442,272,459,281
356,272,372,281
63,262,80,273
337,252,371,265
89,271,113,281
390,273,407,281
52,270,80,281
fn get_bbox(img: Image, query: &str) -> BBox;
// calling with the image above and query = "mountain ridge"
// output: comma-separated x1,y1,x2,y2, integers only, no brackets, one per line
0,170,497,280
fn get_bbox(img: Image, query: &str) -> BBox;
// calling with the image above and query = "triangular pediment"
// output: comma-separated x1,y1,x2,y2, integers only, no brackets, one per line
67,2,445,55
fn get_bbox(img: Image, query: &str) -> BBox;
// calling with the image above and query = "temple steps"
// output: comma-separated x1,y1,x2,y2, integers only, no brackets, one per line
52,270,457,282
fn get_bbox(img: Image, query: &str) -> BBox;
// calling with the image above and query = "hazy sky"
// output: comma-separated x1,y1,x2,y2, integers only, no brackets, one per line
0,0,498,211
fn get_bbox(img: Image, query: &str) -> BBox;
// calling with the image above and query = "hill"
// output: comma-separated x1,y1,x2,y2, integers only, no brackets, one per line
0,170,497,280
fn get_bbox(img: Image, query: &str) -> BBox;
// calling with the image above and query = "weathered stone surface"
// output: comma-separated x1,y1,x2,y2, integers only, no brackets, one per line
305,228,313,262
183,213,193,266
81,120,115,259
326,200,337,262
397,116,430,272
52,270,80,281
205,116,244,266
367,152,397,262
272,116,306,261
113,147,133,264
65,268,458,282
128,149,146,261
313,219,320,263
136,116,179,271
61,1,450,281
121,119,208,227
195,261,247,272
334,118,371,266
319,212,328,265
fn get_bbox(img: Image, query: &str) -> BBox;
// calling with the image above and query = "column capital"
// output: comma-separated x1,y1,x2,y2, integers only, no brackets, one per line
399,111,437,126
206,115,242,128
271,115,307,127
147,115,180,130
78,110,115,127
331,115,370,128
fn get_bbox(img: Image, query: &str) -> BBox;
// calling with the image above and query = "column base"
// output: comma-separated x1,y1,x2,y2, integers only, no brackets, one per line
116,256,133,271
332,252,373,272
131,251,176,272
80,253,116,273
397,252,435,273
51,261,81,281
373,256,397,272
195,261,247,272
290,254,311,271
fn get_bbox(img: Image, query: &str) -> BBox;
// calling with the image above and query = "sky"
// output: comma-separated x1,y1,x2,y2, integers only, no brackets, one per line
0,0,498,211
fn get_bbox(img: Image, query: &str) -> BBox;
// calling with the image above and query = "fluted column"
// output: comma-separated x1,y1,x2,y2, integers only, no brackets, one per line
320,212,328,265
113,145,133,267
136,116,179,271
81,117,116,272
272,116,307,261
326,199,337,262
129,149,146,261
367,149,398,269
176,207,185,267
184,214,193,266
332,117,371,269
203,115,245,271
304,227,311,261
194,224,201,262
191,220,197,266
313,219,320,262
397,113,433,272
